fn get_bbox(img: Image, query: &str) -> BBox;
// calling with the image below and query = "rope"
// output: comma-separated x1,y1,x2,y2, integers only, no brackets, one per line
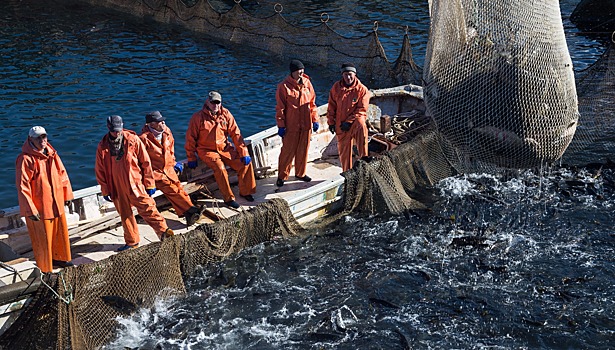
38,269,73,305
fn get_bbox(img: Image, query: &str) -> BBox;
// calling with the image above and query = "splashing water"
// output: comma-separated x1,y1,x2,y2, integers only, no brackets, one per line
106,167,615,349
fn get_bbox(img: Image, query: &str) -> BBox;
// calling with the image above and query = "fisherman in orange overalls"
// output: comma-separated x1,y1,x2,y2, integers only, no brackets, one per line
275,59,319,187
185,91,256,209
95,115,174,251
327,62,372,172
139,111,202,226
16,126,74,272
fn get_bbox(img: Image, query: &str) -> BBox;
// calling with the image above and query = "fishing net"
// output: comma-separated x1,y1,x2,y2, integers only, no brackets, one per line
562,41,615,166
423,0,579,171
341,126,455,217
70,0,422,88
0,122,458,349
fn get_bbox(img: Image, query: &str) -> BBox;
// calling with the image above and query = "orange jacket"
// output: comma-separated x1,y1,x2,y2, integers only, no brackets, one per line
276,74,318,131
185,105,249,162
95,129,156,198
139,125,180,183
326,77,371,130
16,140,73,219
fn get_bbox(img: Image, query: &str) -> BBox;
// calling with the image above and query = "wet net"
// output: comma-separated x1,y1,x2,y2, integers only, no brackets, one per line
423,0,579,171
0,128,456,349
562,41,615,166
341,126,455,217
71,0,422,88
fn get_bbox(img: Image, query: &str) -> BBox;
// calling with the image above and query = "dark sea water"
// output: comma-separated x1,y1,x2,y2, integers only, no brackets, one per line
1,0,614,349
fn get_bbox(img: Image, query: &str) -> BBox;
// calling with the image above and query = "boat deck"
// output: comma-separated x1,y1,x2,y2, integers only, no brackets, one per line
5,155,344,283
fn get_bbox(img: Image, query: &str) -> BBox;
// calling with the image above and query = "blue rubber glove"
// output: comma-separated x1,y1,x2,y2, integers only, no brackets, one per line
241,156,251,166
278,127,286,138
340,122,352,132
187,160,198,169
174,162,183,174
103,195,113,202
146,188,156,196
329,125,336,134
312,122,319,133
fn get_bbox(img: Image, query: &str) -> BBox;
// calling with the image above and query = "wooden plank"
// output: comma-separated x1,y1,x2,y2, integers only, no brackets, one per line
2,258,28,266
68,212,121,236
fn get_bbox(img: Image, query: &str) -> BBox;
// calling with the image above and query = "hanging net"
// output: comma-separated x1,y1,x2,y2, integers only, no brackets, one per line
423,0,579,171
70,0,422,88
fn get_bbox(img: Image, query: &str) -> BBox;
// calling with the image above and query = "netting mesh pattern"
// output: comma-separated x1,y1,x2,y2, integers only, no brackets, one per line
563,43,615,165
342,126,456,216
71,0,422,88
423,0,579,170
0,129,460,350
0,275,61,350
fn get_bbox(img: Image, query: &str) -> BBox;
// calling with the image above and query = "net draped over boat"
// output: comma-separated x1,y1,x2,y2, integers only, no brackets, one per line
0,134,450,349
70,0,422,88
423,0,579,171
2,1,615,348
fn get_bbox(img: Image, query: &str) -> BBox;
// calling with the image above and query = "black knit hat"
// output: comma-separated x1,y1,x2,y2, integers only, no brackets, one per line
340,62,357,73
289,59,305,73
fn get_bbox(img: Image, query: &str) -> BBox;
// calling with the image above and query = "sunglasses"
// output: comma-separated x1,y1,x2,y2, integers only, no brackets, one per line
211,100,221,105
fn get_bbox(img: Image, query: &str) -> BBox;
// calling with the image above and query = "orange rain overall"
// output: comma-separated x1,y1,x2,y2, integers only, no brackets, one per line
185,105,256,203
16,140,73,273
140,125,194,217
327,77,371,172
275,74,319,179
95,129,169,246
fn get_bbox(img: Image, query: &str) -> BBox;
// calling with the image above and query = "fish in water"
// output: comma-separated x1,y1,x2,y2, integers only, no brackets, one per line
369,297,400,309
101,295,139,315
450,236,489,249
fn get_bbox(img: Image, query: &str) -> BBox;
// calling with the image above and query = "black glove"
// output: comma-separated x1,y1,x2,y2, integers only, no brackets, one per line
340,122,352,132
328,125,336,134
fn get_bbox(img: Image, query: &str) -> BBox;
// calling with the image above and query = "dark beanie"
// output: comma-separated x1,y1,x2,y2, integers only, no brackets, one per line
340,62,357,73
289,59,305,73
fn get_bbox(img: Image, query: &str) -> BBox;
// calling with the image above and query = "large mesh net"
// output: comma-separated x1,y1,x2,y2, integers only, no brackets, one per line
71,0,422,88
423,0,579,171
341,126,455,217
0,130,459,349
